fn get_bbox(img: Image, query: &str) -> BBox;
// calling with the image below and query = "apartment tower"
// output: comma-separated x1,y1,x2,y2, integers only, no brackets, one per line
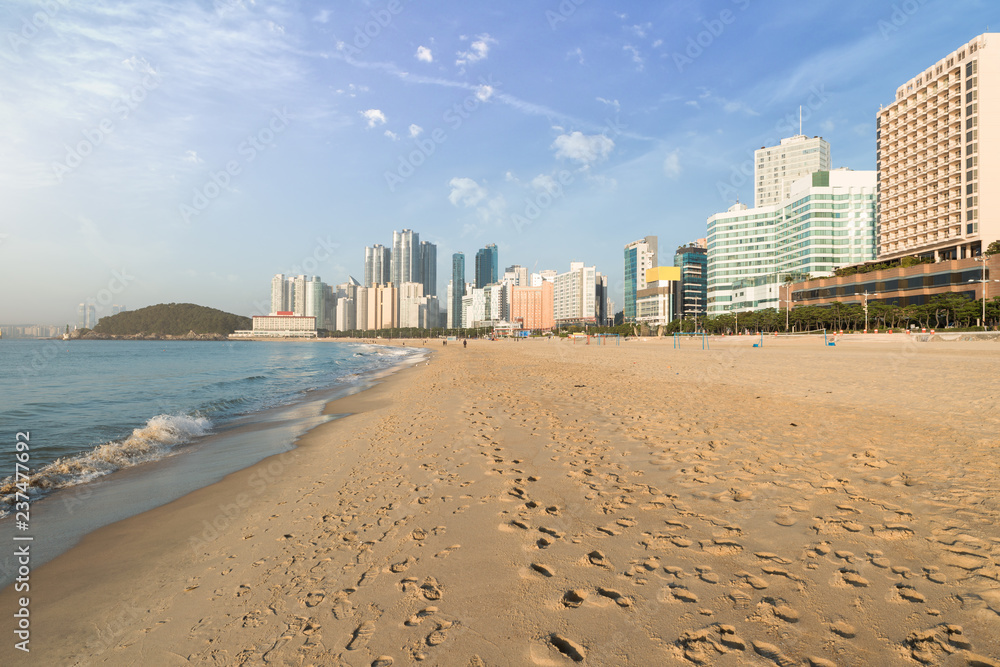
754,135,832,208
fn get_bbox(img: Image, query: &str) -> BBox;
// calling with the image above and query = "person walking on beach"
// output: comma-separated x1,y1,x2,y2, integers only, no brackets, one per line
463,339,467,348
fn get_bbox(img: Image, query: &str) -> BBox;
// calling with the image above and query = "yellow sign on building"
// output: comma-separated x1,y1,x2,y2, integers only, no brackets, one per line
645,266,681,283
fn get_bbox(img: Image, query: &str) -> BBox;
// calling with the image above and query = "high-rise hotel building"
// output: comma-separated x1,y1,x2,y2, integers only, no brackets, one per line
876,33,999,261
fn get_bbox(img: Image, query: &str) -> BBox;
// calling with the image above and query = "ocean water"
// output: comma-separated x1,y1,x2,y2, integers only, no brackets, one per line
0,339,423,514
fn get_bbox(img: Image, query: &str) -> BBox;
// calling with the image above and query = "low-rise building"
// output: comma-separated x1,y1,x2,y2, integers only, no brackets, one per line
790,255,998,310
232,314,318,338
635,267,681,327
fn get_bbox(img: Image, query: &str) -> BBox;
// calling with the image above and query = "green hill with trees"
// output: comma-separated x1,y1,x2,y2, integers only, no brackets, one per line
93,303,250,336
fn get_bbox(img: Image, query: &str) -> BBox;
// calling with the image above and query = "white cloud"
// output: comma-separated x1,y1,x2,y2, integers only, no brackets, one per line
663,150,681,179
361,109,386,128
384,130,398,140
409,124,423,138
475,84,494,102
183,150,203,164
551,132,614,166
415,46,433,63
652,39,663,48
448,177,487,207
313,10,332,24
567,47,584,65
456,34,497,67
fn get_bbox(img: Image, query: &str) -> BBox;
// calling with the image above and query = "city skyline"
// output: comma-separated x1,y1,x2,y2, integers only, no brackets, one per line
3,2,999,324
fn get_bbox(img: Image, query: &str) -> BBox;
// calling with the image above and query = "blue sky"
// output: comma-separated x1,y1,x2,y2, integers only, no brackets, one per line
2,0,998,324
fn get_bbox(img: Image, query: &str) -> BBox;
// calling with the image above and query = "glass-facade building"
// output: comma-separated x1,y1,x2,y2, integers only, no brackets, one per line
475,244,498,289
708,170,877,314
451,253,465,328
673,243,708,321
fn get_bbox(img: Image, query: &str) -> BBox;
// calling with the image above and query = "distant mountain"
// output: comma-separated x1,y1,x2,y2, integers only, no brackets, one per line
93,303,251,336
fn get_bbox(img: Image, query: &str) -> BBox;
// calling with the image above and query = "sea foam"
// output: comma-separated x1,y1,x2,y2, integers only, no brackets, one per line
0,414,210,512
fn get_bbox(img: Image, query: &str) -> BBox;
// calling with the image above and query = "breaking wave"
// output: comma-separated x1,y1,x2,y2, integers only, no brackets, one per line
0,414,210,512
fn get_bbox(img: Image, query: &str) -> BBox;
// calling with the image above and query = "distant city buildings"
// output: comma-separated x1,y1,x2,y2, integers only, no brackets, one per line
876,32,998,261
624,236,657,322
77,302,96,329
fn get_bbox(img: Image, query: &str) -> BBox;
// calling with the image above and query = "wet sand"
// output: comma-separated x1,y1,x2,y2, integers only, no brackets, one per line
3,336,1000,665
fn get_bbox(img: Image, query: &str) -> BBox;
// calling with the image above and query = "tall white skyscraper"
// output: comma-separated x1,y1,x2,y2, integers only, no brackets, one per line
392,229,419,286
271,274,288,314
292,275,307,315
304,277,327,328
364,245,391,287
754,135,832,208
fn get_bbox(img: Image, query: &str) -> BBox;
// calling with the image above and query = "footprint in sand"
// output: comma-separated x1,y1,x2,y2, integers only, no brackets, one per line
668,585,699,603
549,634,586,662
830,620,856,638
839,568,869,588
305,590,325,608
347,621,376,650
372,657,394,667
332,591,354,620
405,606,438,626
597,587,633,607
896,584,926,603
420,577,444,601
752,640,797,667
562,589,588,608
697,566,719,584
531,563,556,577
426,621,453,646
736,571,769,590
435,544,461,559
390,556,417,573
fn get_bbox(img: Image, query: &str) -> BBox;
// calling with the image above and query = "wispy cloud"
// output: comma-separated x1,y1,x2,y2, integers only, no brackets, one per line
552,132,614,167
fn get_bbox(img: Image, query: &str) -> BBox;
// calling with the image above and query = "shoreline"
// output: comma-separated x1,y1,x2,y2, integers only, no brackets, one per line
0,340,428,588
3,338,999,664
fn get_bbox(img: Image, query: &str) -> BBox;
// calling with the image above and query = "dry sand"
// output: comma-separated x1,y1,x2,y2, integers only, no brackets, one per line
3,335,1000,666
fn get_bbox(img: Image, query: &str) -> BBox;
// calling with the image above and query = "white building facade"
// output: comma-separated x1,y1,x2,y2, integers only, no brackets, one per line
708,170,877,314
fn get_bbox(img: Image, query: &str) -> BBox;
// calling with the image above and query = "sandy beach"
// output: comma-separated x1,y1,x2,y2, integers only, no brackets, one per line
4,336,1000,666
